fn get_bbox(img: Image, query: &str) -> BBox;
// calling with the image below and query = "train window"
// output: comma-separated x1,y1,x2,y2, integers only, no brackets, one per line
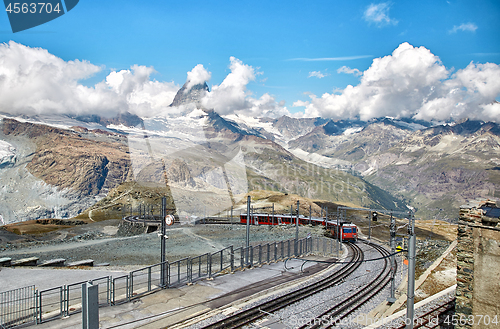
343,228,352,233
352,227,356,233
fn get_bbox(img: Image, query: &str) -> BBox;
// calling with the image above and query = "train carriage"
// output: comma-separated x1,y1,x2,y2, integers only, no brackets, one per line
240,213,358,242
329,222,358,242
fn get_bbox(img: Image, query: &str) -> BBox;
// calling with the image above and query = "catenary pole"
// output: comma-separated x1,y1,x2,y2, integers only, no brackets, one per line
406,211,416,329
369,211,372,240
246,195,250,263
336,207,340,257
272,203,275,225
160,197,167,287
388,211,396,303
295,200,299,255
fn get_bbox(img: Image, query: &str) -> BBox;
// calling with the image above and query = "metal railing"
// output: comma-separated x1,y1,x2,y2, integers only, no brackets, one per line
0,235,338,328
0,285,36,328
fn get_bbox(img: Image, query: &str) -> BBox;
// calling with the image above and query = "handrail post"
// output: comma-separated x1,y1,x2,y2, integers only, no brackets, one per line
208,253,212,278
148,267,152,292
250,246,253,267
230,246,234,272
258,245,262,264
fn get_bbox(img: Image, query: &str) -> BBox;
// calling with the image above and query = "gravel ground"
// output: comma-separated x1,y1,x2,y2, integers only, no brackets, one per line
1,221,453,329
1,222,325,268
375,289,456,329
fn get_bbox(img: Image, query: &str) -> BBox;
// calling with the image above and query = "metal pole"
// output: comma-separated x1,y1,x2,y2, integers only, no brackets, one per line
246,196,250,264
309,205,312,225
406,211,416,329
325,207,329,230
290,205,293,224
160,197,167,287
369,211,372,240
340,209,343,246
272,203,275,225
336,207,340,257
388,211,396,303
295,200,299,256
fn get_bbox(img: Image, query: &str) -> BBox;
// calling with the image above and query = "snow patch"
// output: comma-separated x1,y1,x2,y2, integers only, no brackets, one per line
430,135,464,153
0,140,16,167
290,148,351,168
224,114,283,138
343,127,363,136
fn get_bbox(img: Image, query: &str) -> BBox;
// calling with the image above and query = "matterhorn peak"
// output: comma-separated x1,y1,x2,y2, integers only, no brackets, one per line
169,81,209,107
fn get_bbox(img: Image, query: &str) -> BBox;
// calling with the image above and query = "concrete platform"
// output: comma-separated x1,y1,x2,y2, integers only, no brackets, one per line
22,255,338,329
0,257,12,266
66,259,94,267
38,258,66,267
10,257,38,266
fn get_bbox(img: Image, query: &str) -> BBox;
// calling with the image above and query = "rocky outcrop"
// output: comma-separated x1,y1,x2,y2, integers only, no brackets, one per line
273,116,328,141
70,112,143,128
3,119,133,196
170,82,209,107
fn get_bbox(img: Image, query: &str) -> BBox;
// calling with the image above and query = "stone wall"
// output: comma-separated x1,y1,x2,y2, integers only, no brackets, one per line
456,200,500,329
117,220,148,237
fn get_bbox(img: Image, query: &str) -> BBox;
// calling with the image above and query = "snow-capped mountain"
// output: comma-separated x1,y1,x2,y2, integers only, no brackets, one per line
0,79,498,224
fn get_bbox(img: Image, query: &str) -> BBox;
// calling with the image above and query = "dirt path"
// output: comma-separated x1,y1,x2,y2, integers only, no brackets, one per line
182,227,226,250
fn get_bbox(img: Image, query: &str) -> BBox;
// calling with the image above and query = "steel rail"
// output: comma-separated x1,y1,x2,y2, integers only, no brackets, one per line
299,240,392,329
199,242,363,329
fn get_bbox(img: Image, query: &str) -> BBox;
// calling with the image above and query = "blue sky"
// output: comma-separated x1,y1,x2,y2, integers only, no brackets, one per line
0,0,499,121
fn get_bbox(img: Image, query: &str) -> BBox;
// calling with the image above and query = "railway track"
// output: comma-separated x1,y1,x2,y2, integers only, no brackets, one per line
394,299,455,329
123,215,162,226
299,239,392,328
199,242,364,329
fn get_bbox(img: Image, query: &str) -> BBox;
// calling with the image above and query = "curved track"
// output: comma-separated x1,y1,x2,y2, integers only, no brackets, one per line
199,242,363,329
299,239,392,328
123,215,162,226
198,239,395,329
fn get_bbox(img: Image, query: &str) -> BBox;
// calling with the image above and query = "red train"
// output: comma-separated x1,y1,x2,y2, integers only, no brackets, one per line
240,213,358,242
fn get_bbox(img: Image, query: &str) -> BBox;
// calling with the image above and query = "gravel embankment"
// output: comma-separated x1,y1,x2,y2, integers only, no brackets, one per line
1,222,325,268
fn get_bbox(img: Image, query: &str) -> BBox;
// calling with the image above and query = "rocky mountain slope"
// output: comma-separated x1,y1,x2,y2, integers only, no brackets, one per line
3,118,133,196
365,120,500,218
283,117,500,218
0,81,411,224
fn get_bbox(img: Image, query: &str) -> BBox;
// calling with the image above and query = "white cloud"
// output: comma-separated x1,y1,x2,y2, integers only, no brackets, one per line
186,64,211,90
449,23,478,34
363,2,398,27
337,66,362,76
105,65,179,117
201,57,289,118
294,42,500,123
0,41,110,115
0,42,287,120
0,41,179,118
308,71,330,79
